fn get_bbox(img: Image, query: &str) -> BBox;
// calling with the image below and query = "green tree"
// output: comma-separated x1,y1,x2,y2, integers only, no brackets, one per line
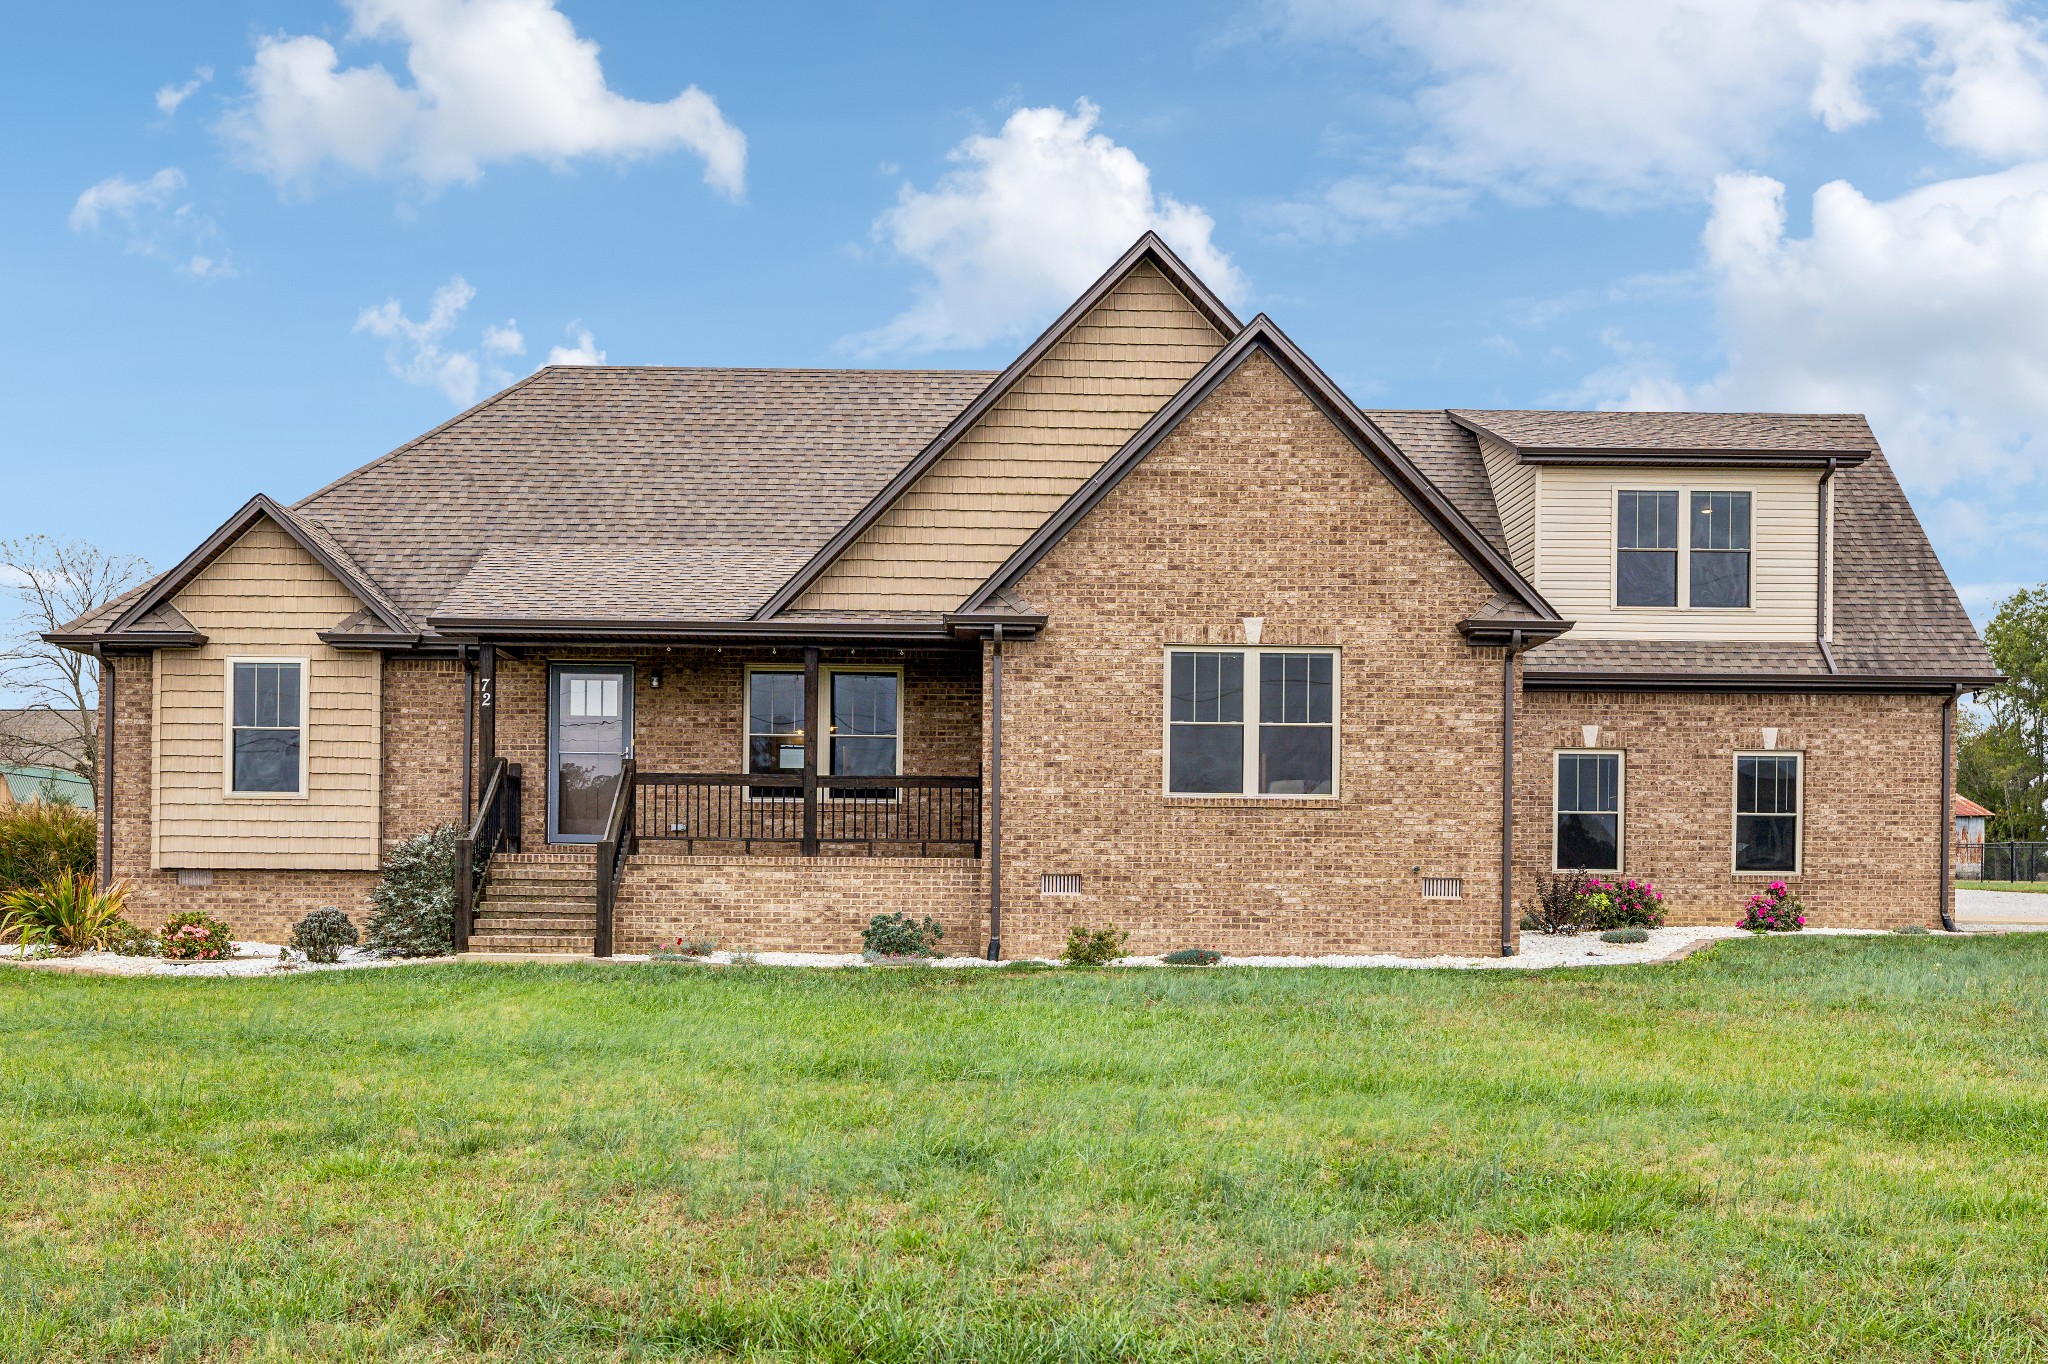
1977,584,2048,841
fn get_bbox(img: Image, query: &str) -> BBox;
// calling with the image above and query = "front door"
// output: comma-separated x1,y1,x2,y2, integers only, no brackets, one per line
548,664,634,843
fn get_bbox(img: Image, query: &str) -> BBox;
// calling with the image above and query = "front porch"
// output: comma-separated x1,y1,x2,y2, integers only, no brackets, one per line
452,638,989,954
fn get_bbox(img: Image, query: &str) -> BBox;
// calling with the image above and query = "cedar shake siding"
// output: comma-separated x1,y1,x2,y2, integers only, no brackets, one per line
797,261,1226,613
992,351,1510,958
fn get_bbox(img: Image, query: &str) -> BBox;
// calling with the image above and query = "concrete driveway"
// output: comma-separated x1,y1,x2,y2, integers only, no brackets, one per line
1956,887,2048,932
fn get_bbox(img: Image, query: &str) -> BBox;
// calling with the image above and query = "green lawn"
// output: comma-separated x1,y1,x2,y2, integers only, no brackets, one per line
1958,880,2048,894
3,939,2046,1362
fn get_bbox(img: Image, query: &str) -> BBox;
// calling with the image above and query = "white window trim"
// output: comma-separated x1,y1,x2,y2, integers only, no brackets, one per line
1732,749,1804,877
741,663,907,779
1612,486,1757,613
222,655,309,799
1552,749,1624,874
1161,646,1342,800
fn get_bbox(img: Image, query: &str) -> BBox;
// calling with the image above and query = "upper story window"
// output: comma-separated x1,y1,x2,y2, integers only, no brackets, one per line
229,659,304,794
1167,647,1337,797
1616,488,1752,610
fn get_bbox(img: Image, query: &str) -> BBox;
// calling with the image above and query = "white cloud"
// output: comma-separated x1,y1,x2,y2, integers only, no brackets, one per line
544,327,605,366
848,100,1243,354
156,67,214,116
1276,0,2048,227
222,0,745,197
354,276,525,405
69,168,232,277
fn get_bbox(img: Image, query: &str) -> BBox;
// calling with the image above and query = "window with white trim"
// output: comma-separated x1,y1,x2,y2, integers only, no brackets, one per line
229,660,303,794
1616,488,1754,610
1734,753,1801,872
1166,648,1337,796
1554,751,1621,872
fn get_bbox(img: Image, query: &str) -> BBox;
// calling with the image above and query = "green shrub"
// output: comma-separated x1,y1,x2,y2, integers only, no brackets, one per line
0,802,95,893
1520,871,1589,935
862,913,944,958
160,910,234,961
1162,948,1221,966
364,825,459,957
1582,877,1665,929
107,918,159,956
1599,927,1650,944
1897,924,1932,935
288,907,359,963
1,871,133,953
1061,924,1128,966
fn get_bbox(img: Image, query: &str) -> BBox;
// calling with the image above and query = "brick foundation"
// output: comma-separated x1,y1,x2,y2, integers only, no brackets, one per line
613,854,984,955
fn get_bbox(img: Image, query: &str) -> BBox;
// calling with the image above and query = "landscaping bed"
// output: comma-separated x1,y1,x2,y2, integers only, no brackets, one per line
2,933,2044,1361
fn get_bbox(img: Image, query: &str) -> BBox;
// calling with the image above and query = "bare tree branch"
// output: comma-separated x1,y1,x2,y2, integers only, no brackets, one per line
0,536,152,807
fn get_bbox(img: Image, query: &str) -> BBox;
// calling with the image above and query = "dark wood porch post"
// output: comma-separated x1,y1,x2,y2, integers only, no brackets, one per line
801,645,820,856
478,642,497,773
460,644,475,830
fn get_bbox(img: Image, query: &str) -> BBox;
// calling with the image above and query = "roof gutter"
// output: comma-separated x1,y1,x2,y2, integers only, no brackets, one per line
44,630,206,653
1521,671,2005,695
425,616,974,647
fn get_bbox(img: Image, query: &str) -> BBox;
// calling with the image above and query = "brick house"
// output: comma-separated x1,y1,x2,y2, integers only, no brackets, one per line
50,236,2000,957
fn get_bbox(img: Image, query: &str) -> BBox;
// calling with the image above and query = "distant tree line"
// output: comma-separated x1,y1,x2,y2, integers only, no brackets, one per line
1961,584,2048,842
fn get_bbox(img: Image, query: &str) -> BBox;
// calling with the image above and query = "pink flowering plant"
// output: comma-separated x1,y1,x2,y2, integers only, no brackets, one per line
1739,881,1806,933
159,911,235,961
1582,876,1665,930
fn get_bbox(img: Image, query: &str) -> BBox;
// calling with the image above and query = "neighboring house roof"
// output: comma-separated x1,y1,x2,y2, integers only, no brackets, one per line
1955,794,1993,819
44,237,1994,689
0,763,93,811
0,709,93,774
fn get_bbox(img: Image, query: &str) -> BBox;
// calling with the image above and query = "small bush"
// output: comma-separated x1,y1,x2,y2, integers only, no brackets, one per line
1,872,133,953
0,803,96,893
1162,948,1221,966
1599,927,1650,944
288,907,359,963
1521,871,1589,935
1739,880,1806,933
365,825,459,957
1062,924,1128,966
862,913,945,958
1896,924,1931,935
108,919,159,957
1582,877,1665,929
161,910,234,961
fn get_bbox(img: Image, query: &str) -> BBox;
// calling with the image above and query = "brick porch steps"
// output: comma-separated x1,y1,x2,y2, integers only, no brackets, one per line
468,850,598,955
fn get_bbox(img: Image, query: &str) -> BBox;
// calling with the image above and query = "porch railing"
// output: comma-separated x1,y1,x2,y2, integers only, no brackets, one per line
454,757,520,952
1960,840,2048,883
632,772,982,856
594,757,636,959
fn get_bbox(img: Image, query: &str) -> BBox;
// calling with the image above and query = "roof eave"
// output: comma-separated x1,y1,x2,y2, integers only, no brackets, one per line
425,615,968,646
1515,448,1873,469
942,610,1049,640
1457,617,1574,647
44,630,207,653
1521,670,2004,694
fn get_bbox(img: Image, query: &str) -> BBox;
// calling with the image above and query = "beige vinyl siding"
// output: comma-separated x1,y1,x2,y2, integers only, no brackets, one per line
1478,433,1538,577
798,261,1225,611
1535,466,1822,641
152,519,382,869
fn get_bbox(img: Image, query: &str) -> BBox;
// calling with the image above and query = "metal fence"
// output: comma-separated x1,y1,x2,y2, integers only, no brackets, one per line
1956,841,2048,882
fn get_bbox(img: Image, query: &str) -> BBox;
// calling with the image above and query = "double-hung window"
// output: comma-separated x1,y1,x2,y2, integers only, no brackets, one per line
745,667,901,796
747,670,805,778
1166,648,1337,796
229,659,304,794
1616,488,1754,609
1554,751,1622,872
1734,753,1801,872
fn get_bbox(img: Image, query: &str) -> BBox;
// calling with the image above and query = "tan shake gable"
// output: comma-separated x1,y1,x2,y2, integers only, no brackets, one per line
768,235,1239,616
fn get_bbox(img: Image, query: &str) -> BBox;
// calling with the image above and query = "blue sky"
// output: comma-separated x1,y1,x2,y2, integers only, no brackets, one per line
7,0,2048,626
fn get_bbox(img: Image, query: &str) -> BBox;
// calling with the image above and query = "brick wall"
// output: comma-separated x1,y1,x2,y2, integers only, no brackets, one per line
992,351,1511,958
492,646,980,850
613,853,983,954
1516,689,1947,929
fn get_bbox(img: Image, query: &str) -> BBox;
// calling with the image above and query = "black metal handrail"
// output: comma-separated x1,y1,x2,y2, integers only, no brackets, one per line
1964,840,2048,883
632,772,980,856
454,757,520,952
593,757,636,958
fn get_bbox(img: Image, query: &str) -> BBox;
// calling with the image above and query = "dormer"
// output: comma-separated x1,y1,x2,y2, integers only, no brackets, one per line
1453,411,1873,645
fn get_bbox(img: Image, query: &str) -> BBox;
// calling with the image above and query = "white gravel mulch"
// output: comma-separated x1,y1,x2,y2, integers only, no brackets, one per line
3,924,1913,978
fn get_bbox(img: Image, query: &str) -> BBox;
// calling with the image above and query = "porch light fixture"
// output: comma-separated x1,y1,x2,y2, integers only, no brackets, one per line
650,670,663,689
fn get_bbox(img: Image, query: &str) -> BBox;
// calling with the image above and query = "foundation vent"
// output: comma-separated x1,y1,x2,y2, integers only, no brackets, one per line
176,869,214,888
1039,873,1083,896
1421,876,1463,900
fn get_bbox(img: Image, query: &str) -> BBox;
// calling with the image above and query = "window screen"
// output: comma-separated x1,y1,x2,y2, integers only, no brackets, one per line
1168,651,1244,793
1555,751,1620,871
1689,491,1752,608
1617,490,1679,607
1258,652,1334,795
830,672,899,778
1735,754,1800,872
231,661,302,793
